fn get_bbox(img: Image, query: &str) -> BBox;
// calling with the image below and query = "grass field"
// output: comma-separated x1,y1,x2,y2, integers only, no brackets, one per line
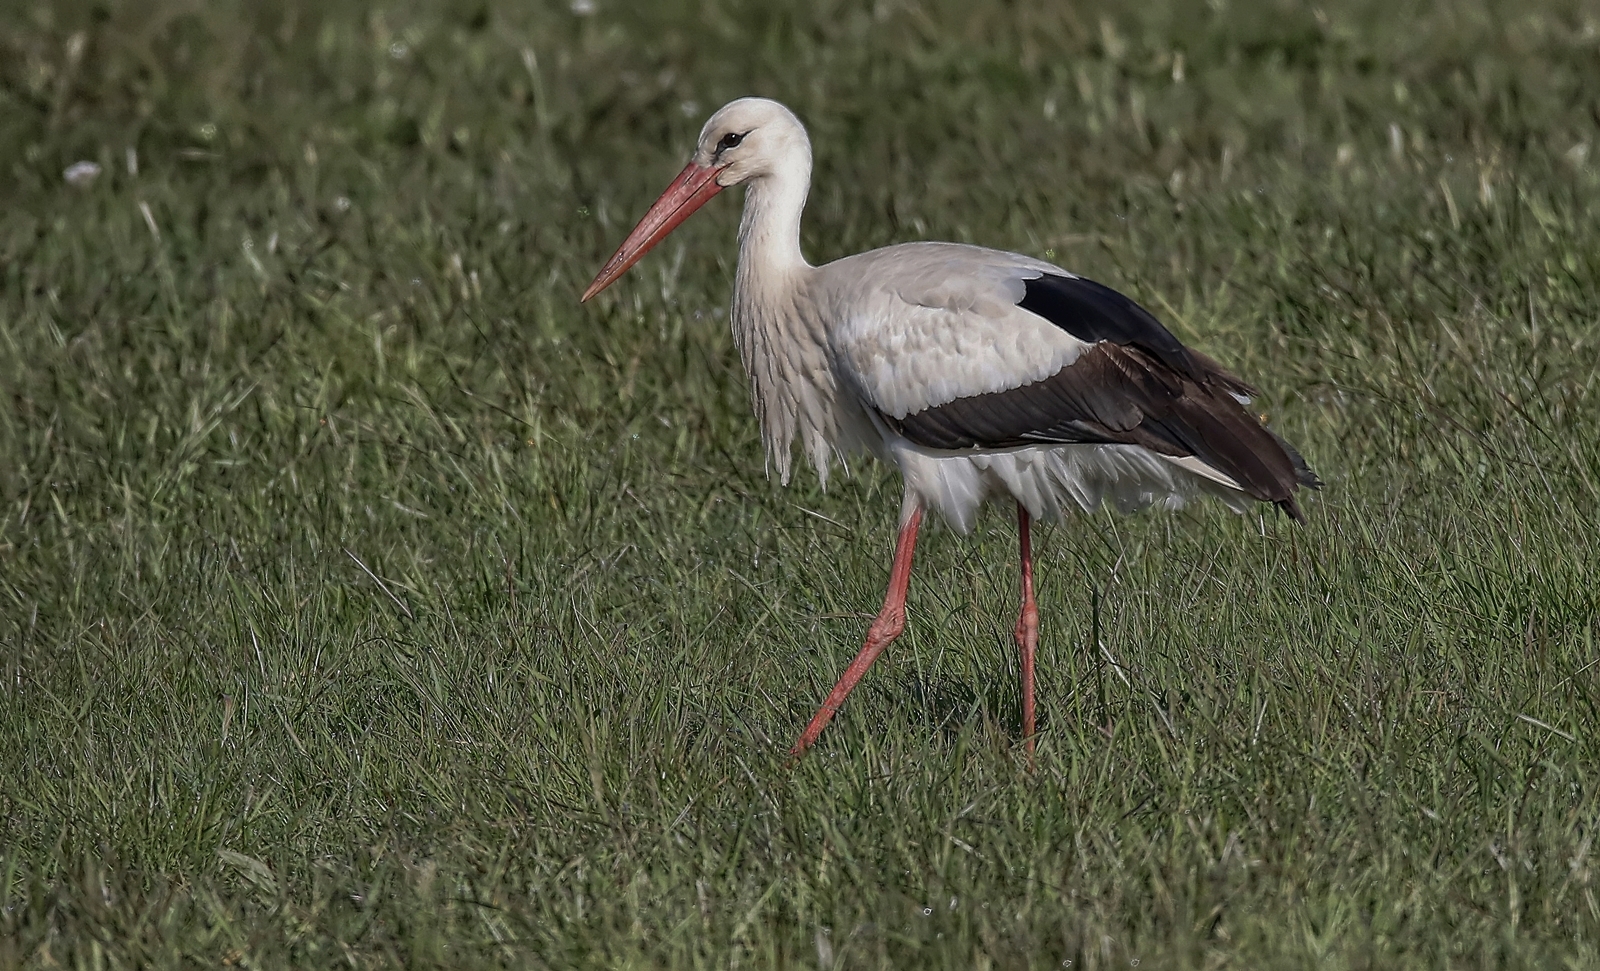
4,0,1600,966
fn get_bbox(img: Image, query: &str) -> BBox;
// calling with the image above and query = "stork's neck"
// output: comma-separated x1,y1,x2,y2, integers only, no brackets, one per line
735,158,812,292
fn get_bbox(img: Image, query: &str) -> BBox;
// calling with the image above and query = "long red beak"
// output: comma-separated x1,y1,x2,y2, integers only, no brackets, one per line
581,162,725,302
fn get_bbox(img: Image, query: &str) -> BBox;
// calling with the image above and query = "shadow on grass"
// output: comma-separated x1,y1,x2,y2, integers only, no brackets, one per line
877,668,1048,750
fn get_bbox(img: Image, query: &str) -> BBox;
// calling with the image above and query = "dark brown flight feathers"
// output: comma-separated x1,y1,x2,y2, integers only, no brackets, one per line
885,274,1320,521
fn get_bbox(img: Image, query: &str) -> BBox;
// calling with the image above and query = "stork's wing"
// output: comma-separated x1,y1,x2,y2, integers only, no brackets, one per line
821,242,1318,517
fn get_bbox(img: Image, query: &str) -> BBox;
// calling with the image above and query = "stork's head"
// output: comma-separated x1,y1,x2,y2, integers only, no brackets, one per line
581,98,809,302
691,98,810,187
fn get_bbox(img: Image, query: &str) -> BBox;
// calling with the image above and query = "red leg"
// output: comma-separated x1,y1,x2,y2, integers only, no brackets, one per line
1015,503,1040,755
790,504,924,755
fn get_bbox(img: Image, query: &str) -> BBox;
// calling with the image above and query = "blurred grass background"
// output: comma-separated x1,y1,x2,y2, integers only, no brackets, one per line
3,0,1600,967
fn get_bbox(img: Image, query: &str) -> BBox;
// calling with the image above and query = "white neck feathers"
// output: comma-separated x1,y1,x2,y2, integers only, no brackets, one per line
728,138,845,485
734,138,812,280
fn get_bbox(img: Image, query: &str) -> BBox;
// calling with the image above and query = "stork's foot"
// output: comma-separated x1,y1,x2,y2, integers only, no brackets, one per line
790,607,905,755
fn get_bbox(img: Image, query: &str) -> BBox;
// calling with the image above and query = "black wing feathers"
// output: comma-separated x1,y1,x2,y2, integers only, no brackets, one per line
888,274,1319,520
1018,275,1198,379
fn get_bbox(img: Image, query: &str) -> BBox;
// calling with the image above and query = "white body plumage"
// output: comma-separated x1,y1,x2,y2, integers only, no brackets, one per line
738,241,1255,531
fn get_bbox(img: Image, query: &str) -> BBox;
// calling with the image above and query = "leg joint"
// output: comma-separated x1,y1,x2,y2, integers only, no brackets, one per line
868,607,906,643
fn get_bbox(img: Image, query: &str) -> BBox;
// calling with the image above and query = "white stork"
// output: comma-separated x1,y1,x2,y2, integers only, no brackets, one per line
581,98,1318,756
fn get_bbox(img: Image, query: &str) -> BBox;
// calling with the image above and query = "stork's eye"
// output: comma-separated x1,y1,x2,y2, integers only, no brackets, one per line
718,131,745,151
